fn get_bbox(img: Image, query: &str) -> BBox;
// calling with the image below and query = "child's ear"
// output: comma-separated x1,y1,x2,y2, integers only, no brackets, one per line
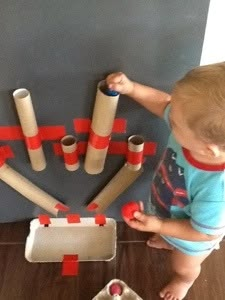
207,144,221,157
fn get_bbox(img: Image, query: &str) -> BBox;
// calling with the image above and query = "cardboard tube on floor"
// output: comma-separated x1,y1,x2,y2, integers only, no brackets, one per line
84,81,120,174
0,161,68,216
127,135,144,171
61,135,79,171
13,88,46,171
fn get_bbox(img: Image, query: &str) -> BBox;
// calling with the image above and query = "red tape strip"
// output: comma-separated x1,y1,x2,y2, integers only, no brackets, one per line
63,151,79,165
87,202,99,211
62,255,79,276
55,203,70,212
0,146,14,159
89,129,110,149
39,126,66,140
127,150,144,165
73,118,126,134
25,133,42,150
38,214,51,225
66,214,81,223
95,214,106,225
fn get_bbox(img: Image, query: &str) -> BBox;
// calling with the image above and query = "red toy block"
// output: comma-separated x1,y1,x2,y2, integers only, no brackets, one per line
121,201,140,220
62,254,79,276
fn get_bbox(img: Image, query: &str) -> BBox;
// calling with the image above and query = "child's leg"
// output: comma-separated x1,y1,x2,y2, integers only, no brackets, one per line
160,249,210,300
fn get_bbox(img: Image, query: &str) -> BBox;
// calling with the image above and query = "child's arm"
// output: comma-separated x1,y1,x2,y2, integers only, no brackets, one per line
124,211,219,242
106,72,171,118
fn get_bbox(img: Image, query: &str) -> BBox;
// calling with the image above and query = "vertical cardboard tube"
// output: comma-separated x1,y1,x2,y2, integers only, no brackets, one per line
127,135,144,171
13,88,46,171
84,81,120,174
0,161,68,216
61,135,79,171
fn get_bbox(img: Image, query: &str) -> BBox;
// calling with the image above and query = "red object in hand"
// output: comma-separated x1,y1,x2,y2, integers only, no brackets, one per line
121,201,140,220
109,282,123,296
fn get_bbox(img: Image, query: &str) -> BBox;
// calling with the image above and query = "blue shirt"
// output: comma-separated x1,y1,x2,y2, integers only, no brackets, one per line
148,105,225,254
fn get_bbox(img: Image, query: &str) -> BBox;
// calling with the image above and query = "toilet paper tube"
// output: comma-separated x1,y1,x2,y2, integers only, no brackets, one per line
13,88,46,171
0,161,68,216
84,81,120,174
61,135,79,171
87,163,143,213
127,135,144,171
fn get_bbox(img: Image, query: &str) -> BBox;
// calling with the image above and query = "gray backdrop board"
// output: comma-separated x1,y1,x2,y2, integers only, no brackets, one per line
0,1,210,222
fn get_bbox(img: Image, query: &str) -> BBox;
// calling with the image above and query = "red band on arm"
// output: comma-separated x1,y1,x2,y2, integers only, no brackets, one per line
63,151,78,165
127,150,144,165
89,129,110,149
25,133,42,150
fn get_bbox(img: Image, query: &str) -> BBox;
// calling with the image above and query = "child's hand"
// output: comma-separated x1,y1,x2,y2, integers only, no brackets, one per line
106,72,134,95
123,210,163,233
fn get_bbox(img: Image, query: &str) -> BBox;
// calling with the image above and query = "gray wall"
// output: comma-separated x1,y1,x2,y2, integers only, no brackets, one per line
0,1,210,222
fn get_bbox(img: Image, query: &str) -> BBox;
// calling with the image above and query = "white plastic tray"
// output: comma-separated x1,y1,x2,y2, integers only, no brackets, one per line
25,218,117,262
92,279,143,300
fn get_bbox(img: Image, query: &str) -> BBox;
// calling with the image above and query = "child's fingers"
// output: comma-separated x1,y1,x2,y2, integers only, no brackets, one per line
133,211,148,224
106,72,124,84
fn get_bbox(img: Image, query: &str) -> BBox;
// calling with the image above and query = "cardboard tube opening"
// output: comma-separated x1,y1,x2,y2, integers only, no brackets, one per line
13,88,29,99
61,135,76,146
128,135,144,146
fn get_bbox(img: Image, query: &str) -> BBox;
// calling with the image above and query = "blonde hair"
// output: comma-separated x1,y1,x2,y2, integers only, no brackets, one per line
172,62,225,147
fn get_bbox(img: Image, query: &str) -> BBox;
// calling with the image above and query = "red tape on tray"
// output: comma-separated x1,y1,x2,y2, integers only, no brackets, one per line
127,150,144,165
63,151,79,165
38,214,51,225
89,129,110,149
95,214,106,226
62,254,79,276
24,133,42,150
66,214,80,223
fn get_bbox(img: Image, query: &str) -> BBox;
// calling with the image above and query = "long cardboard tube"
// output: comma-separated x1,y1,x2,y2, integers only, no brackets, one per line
87,164,143,213
0,161,68,216
84,81,120,174
61,135,79,171
13,88,46,171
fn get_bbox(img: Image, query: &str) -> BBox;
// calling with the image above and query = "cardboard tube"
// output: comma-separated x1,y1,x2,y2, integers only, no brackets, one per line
87,164,143,213
84,81,120,174
0,162,68,216
61,135,79,171
127,135,144,171
13,88,46,171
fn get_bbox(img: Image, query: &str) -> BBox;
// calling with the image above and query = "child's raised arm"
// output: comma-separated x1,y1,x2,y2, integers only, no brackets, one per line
106,72,171,118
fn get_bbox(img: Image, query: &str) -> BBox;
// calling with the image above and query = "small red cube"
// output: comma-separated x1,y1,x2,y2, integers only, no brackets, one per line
121,201,140,220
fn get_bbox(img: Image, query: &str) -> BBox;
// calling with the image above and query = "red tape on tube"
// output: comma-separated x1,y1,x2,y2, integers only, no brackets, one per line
89,129,110,149
127,150,144,165
25,133,42,150
63,151,78,165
